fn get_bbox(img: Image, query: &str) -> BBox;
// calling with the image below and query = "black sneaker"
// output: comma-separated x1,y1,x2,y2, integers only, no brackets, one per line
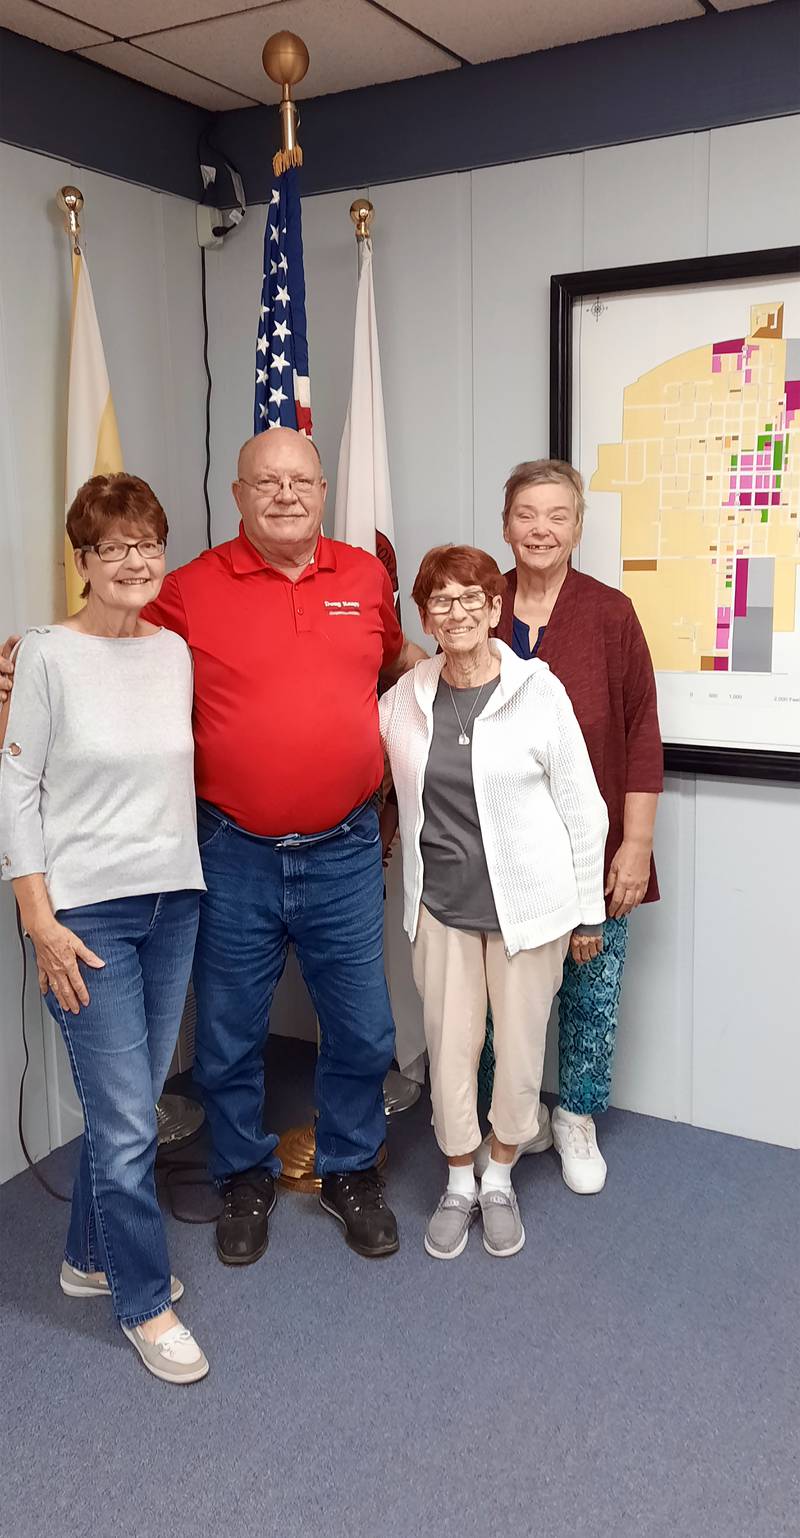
319,1167,399,1258
216,1170,277,1265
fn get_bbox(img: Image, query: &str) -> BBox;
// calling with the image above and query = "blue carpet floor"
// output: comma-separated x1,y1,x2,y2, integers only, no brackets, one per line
1,1034,798,1538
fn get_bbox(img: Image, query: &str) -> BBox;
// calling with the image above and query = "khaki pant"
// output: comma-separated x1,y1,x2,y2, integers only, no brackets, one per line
411,904,570,1157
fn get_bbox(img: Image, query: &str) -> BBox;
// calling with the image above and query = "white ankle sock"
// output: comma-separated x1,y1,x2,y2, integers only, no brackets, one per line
482,1157,513,1193
447,1164,477,1199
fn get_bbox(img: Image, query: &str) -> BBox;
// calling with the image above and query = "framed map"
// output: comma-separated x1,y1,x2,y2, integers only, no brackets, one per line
551,248,800,782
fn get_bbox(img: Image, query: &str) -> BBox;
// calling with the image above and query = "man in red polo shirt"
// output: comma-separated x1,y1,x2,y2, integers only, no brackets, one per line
144,427,426,1264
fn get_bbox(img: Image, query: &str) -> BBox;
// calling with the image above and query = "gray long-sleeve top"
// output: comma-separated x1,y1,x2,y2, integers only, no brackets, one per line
0,627,205,914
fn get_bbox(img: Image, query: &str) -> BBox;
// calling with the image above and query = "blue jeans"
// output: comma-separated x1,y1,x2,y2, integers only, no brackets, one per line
192,799,395,1180
45,891,200,1327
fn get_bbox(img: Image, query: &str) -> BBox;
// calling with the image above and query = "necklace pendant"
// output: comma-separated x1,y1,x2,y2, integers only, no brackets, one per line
458,731,470,747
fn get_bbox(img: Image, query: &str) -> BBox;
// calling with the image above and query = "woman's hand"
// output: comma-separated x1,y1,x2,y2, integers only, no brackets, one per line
0,635,19,702
379,799,400,869
570,932,603,965
29,921,105,1015
605,839,651,918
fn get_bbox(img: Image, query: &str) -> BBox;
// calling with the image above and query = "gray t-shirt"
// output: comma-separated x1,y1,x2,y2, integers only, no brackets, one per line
420,676,501,933
0,626,205,913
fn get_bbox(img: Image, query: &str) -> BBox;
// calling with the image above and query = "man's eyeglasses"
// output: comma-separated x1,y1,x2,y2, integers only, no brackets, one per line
238,474,321,500
426,589,488,616
81,539,166,563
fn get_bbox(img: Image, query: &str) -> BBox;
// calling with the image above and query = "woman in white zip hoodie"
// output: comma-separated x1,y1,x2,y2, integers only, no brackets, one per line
379,545,608,1261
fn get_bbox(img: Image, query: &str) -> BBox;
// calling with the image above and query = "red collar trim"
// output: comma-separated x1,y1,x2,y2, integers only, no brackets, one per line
230,525,337,576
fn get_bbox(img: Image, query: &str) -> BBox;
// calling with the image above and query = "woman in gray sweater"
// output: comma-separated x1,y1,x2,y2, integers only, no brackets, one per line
0,474,208,1385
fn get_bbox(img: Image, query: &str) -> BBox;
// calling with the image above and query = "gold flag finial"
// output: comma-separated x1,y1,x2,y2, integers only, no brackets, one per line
262,32,310,176
350,199,374,241
57,185,84,255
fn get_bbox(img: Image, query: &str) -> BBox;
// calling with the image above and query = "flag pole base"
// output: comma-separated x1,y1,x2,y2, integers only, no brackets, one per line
276,1124,388,1194
383,1069,421,1116
276,1123,320,1193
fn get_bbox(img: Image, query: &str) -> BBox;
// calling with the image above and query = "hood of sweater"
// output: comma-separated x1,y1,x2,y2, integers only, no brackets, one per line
411,638,547,718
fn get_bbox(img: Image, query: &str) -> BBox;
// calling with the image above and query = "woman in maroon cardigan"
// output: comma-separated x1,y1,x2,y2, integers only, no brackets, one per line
487,458,663,1194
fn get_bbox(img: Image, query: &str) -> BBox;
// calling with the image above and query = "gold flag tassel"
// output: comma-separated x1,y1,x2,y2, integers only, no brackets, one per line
262,32,309,176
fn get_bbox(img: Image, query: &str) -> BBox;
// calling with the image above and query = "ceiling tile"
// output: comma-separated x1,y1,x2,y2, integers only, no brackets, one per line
381,0,701,64
0,0,111,50
76,39,257,109
43,0,283,38
135,0,459,103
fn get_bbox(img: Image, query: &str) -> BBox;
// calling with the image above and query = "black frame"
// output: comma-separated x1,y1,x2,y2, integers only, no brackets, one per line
550,246,800,783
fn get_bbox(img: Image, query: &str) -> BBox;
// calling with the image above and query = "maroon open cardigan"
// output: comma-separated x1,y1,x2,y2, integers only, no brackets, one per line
494,566,664,905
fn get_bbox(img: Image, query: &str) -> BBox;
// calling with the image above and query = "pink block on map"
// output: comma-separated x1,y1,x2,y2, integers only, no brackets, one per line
772,492,781,505
716,626,730,648
714,657,729,672
712,356,721,373
734,558,749,618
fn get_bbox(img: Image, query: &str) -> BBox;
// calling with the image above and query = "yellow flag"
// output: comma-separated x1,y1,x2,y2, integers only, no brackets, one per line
64,249,123,614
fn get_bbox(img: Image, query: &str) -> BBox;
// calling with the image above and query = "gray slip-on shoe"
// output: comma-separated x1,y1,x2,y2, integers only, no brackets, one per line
424,1190,479,1260
479,1187,525,1257
60,1261,184,1304
121,1320,209,1385
473,1104,552,1179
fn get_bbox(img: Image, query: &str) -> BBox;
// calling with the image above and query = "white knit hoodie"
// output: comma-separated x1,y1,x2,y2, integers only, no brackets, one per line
379,640,609,956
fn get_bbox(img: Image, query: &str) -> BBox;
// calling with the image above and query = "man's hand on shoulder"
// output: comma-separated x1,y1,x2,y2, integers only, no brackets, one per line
380,635,428,686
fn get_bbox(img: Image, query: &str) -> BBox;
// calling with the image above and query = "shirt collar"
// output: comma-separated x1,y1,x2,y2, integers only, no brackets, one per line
230,523,338,576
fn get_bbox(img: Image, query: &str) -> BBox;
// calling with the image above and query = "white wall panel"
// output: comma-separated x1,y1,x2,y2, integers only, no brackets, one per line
582,132,710,269
707,116,800,255
692,778,800,1148
471,153,584,572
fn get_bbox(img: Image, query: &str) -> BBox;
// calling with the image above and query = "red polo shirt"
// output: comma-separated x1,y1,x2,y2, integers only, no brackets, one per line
143,527,403,836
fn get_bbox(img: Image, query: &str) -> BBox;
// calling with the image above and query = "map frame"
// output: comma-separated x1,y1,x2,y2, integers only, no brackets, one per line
551,246,800,784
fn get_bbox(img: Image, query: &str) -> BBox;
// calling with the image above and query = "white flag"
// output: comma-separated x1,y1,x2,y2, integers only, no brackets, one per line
64,248,123,614
334,239,395,573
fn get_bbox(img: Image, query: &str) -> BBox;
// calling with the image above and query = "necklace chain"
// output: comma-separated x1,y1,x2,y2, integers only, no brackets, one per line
447,680,490,746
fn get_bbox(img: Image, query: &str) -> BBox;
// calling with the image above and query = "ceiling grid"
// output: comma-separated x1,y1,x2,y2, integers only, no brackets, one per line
0,0,779,111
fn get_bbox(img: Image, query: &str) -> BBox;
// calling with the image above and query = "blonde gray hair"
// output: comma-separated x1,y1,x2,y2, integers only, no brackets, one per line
502,459,585,530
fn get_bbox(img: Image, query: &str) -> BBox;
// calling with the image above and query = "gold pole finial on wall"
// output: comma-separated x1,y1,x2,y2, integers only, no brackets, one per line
350,199,374,241
262,31,310,176
57,185,84,254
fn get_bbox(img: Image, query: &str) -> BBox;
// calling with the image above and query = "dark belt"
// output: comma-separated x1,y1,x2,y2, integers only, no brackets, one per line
197,794,378,851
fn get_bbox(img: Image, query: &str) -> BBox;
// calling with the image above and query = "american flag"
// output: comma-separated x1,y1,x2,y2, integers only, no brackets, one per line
254,168,312,436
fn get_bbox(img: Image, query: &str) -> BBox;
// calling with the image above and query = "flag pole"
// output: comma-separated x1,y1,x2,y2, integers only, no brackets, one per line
261,32,326,1193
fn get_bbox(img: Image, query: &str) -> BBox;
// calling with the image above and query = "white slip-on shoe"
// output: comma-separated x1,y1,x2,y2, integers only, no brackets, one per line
60,1261,184,1304
473,1103,553,1179
122,1318,209,1385
551,1106,607,1194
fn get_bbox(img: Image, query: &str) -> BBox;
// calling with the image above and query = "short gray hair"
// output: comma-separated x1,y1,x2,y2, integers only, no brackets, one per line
502,459,585,529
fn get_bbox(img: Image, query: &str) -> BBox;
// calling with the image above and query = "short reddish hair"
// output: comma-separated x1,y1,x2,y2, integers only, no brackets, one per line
411,544,506,612
66,473,168,552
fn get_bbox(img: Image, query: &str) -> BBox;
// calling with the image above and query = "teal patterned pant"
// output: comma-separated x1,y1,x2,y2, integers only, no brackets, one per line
478,918,629,1116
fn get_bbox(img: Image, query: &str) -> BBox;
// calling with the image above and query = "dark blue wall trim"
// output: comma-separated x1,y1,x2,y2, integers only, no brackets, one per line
216,1,800,201
0,27,206,199
1,3,799,203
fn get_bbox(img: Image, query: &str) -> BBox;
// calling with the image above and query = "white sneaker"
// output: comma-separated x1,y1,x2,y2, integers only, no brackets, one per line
551,1106,607,1194
122,1318,209,1385
473,1103,552,1179
60,1261,184,1304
